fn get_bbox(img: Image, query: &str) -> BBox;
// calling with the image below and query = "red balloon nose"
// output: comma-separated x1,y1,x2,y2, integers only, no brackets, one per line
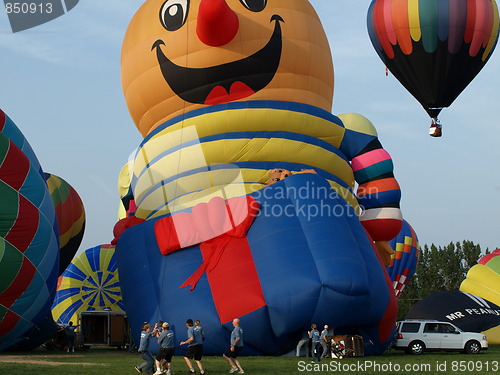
197,0,239,46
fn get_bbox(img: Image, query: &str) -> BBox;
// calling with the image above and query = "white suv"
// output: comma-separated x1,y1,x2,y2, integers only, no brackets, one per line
394,319,488,355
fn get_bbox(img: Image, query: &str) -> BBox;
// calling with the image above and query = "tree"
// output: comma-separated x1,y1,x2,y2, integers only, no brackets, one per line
396,240,486,320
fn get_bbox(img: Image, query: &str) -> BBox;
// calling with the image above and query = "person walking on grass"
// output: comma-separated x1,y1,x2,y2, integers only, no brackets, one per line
154,322,175,375
223,318,245,374
135,323,155,374
180,319,205,375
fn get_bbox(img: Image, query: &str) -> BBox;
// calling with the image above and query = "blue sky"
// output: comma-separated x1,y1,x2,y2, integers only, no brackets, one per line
1,0,499,256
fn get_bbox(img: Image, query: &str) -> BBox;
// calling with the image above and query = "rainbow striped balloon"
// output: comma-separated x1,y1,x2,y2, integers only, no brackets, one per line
45,173,86,275
368,0,500,119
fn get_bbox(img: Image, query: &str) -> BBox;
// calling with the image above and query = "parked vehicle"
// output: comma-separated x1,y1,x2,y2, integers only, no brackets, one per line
393,319,488,355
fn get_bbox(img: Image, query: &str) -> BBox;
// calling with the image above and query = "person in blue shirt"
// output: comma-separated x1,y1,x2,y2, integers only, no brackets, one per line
154,322,175,375
135,323,155,374
180,319,205,375
223,318,245,374
308,324,321,363
320,325,330,358
64,321,79,353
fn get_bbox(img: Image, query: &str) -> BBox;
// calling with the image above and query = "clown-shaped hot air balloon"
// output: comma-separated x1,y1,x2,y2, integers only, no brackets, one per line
0,110,59,351
116,0,405,355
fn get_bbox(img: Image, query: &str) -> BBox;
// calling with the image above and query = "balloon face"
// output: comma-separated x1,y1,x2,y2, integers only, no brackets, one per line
45,173,86,275
0,111,59,351
51,245,124,325
122,0,334,136
367,0,500,119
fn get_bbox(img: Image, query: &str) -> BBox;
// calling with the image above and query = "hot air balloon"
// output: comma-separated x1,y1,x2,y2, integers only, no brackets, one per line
406,290,500,336
45,173,86,275
115,0,406,356
460,249,500,310
0,110,60,351
387,220,419,298
51,244,124,326
367,0,500,136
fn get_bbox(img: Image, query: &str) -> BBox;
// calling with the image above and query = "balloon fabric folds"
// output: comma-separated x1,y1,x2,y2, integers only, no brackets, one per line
387,220,419,298
45,173,86,275
0,110,60,351
51,245,124,326
367,0,500,121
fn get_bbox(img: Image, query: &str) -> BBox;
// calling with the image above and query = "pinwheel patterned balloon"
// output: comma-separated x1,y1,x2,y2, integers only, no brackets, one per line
0,110,59,351
45,173,86,275
387,220,419,298
51,244,124,325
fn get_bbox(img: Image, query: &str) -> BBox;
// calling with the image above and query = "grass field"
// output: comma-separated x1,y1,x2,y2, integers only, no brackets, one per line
0,345,499,375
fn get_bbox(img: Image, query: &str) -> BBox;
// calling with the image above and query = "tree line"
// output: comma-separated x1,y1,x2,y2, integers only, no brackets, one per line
396,240,492,320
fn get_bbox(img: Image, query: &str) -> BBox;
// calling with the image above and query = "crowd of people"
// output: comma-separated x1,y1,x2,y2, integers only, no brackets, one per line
134,318,245,375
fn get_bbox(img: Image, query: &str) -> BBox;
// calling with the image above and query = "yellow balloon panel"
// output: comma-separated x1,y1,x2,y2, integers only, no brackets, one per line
460,264,500,307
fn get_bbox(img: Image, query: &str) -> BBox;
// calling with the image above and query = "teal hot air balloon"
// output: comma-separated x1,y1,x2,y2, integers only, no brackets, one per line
0,109,60,351
367,0,500,136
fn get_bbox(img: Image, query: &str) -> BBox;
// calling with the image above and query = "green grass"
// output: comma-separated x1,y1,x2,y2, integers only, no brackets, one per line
0,345,499,375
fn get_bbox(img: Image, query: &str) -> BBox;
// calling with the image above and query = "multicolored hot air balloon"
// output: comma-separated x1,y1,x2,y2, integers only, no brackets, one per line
51,244,124,326
45,173,86,275
459,250,500,343
387,220,419,298
367,0,500,135
0,109,60,351
115,0,406,356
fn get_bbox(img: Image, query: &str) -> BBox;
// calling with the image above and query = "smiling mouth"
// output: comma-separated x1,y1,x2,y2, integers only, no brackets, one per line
152,14,284,105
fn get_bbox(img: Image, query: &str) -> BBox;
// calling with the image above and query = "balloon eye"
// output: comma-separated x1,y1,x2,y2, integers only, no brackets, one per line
273,178,280,182
277,170,283,173
159,0,190,31
239,0,266,12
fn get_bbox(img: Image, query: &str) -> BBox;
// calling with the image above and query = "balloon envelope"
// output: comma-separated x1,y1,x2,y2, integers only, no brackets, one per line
51,244,124,325
0,110,59,351
406,290,500,334
367,0,500,119
387,220,419,298
45,173,86,275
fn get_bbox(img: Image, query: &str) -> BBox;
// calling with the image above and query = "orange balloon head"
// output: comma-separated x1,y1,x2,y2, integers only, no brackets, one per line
121,0,334,136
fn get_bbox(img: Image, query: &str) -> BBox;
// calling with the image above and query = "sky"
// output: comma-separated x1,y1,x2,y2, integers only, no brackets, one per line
0,0,499,260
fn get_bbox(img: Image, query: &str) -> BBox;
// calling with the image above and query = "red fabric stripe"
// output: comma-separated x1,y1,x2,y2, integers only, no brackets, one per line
0,144,30,191
0,310,20,336
0,109,5,132
374,0,395,59
464,0,477,43
5,195,39,252
200,237,266,324
0,257,36,308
